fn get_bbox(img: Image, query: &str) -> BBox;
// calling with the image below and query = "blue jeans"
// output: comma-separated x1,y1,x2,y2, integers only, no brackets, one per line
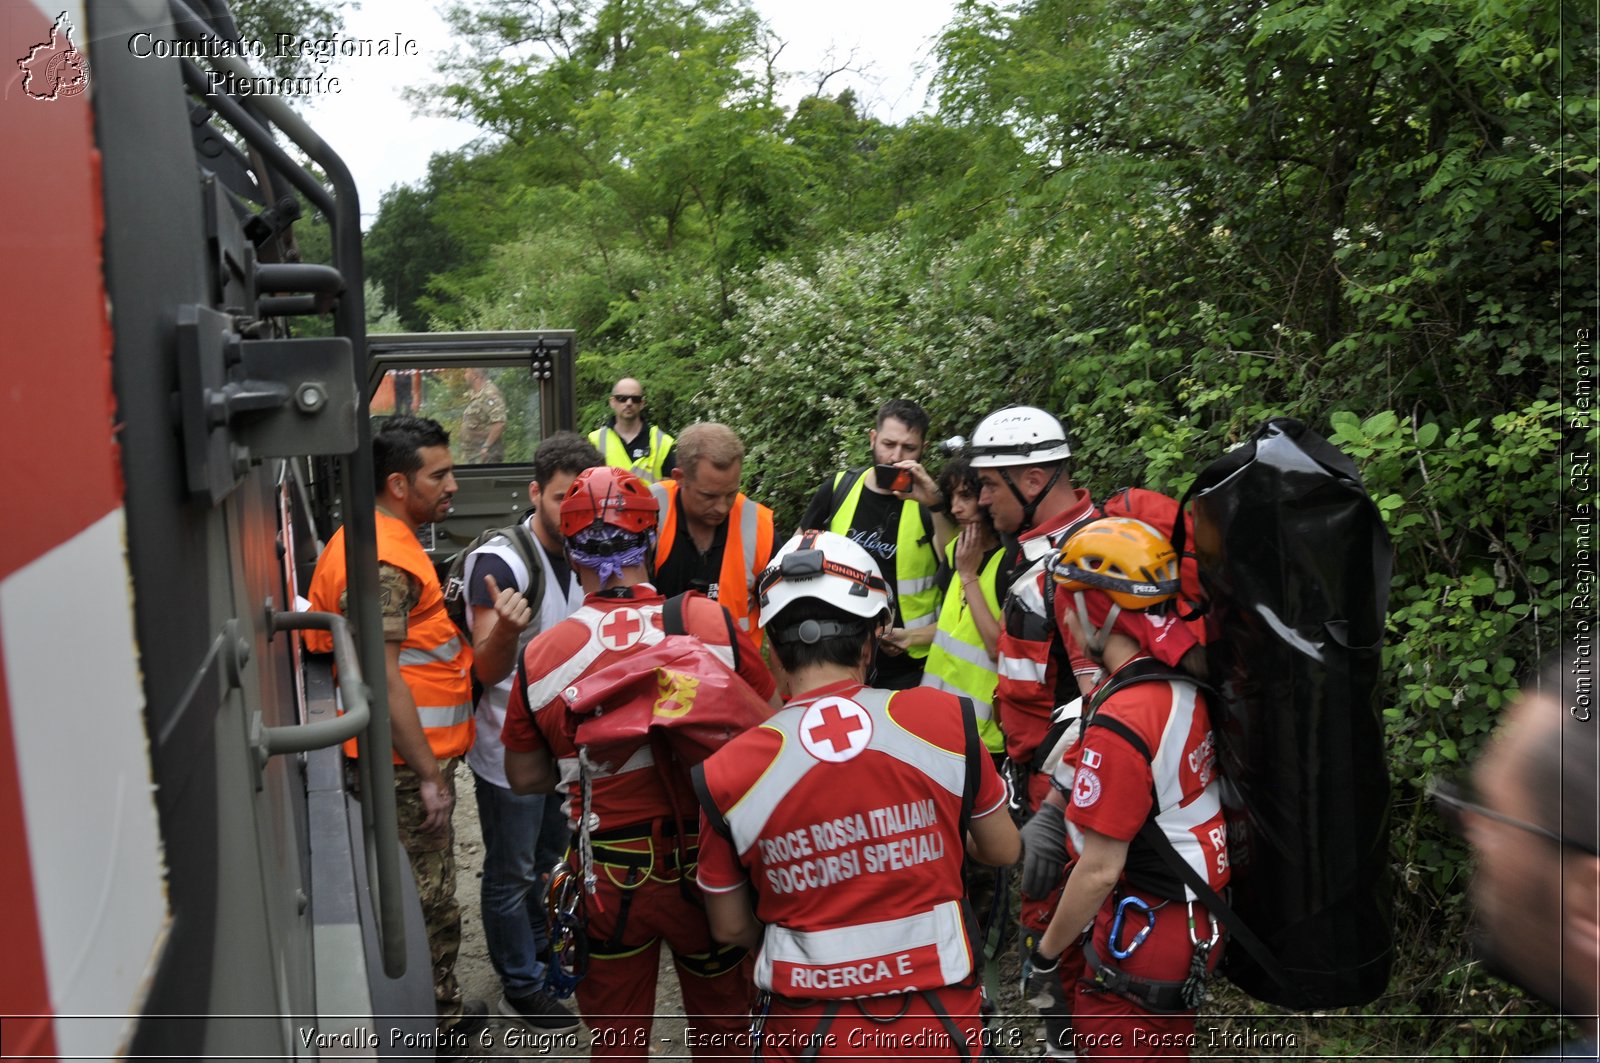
472,771,572,997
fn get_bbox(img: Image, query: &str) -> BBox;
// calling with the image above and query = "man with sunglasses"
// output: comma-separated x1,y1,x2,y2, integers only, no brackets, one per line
589,377,677,484
1444,638,1599,1059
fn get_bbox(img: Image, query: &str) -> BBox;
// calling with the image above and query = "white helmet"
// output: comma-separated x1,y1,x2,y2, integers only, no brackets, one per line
756,530,893,638
967,406,1072,467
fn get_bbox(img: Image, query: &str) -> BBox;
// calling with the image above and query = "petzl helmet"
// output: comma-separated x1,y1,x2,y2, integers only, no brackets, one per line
967,406,1072,468
756,530,893,639
560,465,658,537
1052,517,1181,609
1051,517,1181,656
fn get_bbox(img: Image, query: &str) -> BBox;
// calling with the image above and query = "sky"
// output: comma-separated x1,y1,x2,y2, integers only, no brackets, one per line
295,0,960,226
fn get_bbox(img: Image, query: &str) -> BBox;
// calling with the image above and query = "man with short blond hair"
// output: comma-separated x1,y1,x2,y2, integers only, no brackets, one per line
650,422,776,646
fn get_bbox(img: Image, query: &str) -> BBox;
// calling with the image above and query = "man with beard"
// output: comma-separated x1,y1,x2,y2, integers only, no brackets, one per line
798,399,951,689
306,414,483,1040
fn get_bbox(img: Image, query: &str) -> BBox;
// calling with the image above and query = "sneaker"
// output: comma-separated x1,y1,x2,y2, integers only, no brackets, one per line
437,999,489,1061
499,989,581,1031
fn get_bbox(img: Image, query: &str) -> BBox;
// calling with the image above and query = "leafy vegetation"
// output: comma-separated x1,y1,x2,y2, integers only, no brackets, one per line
359,0,1594,1054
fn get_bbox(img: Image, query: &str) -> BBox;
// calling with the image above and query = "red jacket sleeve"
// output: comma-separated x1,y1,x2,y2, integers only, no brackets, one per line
994,571,1060,765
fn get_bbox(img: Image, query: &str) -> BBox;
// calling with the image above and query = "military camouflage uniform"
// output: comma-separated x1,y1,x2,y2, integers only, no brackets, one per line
374,562,467,1028
460,379,508,462
395,757,464,1025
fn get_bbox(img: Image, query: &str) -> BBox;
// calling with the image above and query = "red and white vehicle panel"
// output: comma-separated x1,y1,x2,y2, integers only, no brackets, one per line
2,3,169,1059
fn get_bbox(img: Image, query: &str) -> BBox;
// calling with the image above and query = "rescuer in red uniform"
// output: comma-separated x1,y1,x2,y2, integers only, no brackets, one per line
499,465,778,1061
1028,518,1230,1060
694,530,1021,1060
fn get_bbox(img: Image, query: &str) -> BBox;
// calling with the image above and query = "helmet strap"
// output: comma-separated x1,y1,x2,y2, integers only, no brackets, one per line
1073,591,1121,660
1001,463,1064,532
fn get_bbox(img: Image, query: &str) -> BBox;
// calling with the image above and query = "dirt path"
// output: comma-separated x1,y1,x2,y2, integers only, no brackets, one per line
450,762,692,1060
448,762,1044,1060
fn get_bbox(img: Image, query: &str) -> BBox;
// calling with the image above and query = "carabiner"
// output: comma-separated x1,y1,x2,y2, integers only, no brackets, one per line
1185,899,1221,950
1110,895,1156,960
749,989,771,1049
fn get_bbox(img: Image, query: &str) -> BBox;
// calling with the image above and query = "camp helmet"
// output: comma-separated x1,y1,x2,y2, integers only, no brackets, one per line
559,465,658,538
1052,517,1181,610
756,530,894,633
967,406,1072,468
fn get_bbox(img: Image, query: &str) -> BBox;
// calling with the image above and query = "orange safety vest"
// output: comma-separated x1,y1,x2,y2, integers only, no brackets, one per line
651,481,776,648
306,510,475,762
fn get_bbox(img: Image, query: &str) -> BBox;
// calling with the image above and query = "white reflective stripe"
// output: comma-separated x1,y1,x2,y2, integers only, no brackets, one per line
755,900,972,992
897,574,937,596
1007,569,1048,612
725,689,965,855
524,603,668,710
1142,681,1224,899
399,635,463,667
900,612,936,630
931,630,994,671
998,654,1047,683
1148,682,1196,811
417,702,471,729
724,728,811,855
738,496,759,580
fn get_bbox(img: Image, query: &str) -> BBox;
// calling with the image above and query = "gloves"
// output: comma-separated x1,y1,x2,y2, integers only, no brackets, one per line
1019,804,1069,898
1021,941,1067,1009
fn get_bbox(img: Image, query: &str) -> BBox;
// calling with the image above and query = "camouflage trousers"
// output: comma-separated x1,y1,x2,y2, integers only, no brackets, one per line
394,759,464,1028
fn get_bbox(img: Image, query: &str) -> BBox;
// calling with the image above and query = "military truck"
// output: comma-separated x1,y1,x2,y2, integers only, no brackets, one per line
1,2,571,1057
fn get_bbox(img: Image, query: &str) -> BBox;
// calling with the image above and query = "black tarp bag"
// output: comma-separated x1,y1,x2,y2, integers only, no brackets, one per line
1175,416,1395,1009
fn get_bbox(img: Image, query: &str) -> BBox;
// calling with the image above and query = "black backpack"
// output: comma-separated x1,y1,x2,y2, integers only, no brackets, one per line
1043,420,1392,1011
442,521,545,641
1169,416,1395,1009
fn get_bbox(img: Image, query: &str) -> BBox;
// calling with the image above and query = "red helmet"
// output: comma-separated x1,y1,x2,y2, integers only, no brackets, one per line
559,466,658,537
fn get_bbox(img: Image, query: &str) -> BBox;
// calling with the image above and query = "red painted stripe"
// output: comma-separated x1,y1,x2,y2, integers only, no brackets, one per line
0,627,57,1060
1,9,117,1058
0,6,121,586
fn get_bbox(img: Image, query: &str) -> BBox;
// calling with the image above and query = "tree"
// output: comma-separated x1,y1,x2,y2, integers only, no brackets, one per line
424,0,807,319
231,0,354,80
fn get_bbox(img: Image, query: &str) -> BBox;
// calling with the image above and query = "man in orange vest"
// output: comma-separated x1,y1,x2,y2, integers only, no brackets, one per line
649,422,776,647
306,415,483,1039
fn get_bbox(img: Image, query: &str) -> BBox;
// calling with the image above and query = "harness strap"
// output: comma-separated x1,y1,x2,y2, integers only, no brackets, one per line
957,696,980,838
590,818,693,843
1080,661,1297,996
601,866,640,953
796,1002,840,1063
1082,940,1192,1014
918,989,976,1063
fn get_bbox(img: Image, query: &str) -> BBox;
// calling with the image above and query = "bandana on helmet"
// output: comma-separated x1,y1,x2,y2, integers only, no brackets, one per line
568,524,652,585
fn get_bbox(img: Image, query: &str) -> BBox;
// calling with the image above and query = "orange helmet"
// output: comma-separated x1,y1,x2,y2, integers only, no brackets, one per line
560,466,658,537
1051,517,1180,611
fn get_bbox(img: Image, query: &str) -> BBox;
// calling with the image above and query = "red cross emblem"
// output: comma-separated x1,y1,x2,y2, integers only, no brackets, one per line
597,607,645,651
799,697,872,762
